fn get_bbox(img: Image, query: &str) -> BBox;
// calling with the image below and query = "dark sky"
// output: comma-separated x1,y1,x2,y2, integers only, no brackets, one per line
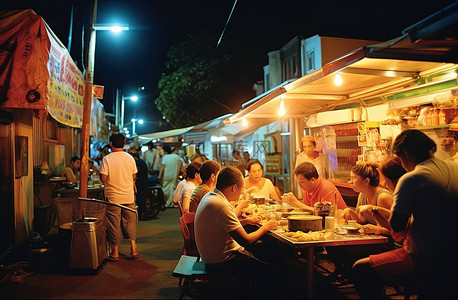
1,0,456,133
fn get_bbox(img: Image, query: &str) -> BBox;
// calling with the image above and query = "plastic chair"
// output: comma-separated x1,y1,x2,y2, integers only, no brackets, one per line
179,212,199,257
178,201,184,216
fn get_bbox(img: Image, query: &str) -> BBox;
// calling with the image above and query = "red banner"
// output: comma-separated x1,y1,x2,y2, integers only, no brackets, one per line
0,10,50,110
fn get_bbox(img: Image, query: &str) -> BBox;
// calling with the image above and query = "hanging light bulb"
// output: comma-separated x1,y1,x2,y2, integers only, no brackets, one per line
242,118,248,127
278,99,286,116
334,73,343,86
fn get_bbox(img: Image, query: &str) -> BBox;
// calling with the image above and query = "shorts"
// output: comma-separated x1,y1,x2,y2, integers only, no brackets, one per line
369,247,414,283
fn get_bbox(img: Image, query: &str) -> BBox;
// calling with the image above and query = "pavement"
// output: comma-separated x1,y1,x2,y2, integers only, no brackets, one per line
0,207,413,299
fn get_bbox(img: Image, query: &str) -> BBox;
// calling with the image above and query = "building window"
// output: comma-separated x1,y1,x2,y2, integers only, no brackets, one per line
306,50,315,73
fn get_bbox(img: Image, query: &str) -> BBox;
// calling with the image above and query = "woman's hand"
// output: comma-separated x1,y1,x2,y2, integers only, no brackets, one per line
360,224,381,235
341,207,358,222
357,204,375,220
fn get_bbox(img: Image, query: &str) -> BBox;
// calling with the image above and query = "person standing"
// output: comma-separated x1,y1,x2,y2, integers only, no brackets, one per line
142,141,160,175
130,149,148,220
100,133,139,261
352,130,458,298
295,135,332,199
158,145,183,207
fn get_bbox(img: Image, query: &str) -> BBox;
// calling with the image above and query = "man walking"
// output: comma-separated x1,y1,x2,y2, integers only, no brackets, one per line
100,133,139,261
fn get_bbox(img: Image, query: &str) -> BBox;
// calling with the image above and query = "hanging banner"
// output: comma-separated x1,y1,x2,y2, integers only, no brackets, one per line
46,24,85,128
0,9,50,110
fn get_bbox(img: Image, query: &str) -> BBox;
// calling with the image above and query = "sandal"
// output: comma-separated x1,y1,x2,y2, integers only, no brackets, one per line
108,255,120,262
131,252,140,260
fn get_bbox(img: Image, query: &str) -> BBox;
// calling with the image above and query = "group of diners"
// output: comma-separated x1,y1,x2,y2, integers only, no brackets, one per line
171,129,458,298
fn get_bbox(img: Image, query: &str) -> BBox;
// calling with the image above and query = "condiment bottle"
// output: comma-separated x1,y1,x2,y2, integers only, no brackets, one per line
432,109,439,126
439,109,447,125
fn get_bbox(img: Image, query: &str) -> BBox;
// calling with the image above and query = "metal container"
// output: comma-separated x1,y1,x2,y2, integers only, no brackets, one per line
288,215,322,232
69,217,106,270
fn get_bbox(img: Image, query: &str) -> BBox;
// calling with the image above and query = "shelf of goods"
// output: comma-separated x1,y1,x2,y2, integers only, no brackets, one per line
265,153,282,175
332,123,361,181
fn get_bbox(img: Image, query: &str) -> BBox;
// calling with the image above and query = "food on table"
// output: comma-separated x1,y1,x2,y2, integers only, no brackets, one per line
314,201,333,216
282,230,332,242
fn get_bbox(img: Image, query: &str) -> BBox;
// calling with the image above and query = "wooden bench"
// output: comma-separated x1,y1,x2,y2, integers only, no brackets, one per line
172,255,207,300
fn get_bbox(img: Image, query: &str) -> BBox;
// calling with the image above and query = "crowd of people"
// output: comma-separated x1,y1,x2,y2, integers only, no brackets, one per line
63,129,457,298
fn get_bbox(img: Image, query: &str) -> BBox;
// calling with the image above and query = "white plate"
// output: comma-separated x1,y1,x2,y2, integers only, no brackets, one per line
340,225,360,231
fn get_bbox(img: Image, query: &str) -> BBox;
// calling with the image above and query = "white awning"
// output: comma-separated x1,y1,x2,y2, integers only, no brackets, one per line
138,126,194,142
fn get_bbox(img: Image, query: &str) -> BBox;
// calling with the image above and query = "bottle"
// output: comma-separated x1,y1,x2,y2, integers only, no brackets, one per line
432,108,439,126
425,108,432,127
439,109,447,125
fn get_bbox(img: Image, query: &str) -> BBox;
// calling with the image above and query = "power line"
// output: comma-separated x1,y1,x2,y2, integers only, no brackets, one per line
216,0,238,49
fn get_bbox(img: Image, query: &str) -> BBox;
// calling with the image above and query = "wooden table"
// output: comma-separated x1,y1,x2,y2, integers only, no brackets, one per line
268,229,388,298
53,185,104,200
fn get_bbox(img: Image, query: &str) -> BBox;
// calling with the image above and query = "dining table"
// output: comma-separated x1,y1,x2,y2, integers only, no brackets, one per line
267,228,388,299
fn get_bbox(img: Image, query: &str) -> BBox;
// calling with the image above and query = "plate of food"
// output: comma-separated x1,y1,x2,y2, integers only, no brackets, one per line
340,224,362,233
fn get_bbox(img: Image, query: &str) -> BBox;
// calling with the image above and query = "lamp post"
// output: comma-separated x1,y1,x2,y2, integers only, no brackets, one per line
131,118,143,136
121,95,138,131
80,0,129,198
122,118,143,137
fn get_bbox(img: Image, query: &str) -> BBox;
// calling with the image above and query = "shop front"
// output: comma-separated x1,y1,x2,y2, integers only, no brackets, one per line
219,36,458,203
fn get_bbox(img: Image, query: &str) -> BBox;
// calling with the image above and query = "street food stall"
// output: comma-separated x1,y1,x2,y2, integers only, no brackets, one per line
220,34,458,201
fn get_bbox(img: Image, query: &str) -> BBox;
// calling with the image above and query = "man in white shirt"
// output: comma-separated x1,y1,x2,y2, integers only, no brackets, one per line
195,165,277,269
100,133,139,261
142,141,160,175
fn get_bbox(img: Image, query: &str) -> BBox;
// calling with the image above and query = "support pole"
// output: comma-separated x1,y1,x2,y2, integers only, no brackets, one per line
80,0,98,200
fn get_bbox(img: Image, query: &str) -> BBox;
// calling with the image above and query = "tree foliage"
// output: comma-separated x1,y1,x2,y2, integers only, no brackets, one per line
155,29,264,128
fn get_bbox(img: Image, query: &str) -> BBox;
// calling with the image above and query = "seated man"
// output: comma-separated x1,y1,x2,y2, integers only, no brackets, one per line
62,156,80,183
283,162,347,213
194,165,277,295
189,160,221,213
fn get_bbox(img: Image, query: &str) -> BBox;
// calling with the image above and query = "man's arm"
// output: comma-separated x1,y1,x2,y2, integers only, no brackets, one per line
389,211,410,233
283,192,314,213
229,219,277,245
100,173,107,183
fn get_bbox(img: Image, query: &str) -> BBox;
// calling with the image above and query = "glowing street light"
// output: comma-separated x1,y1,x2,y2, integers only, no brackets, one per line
131,118,143,136
121,95,138,130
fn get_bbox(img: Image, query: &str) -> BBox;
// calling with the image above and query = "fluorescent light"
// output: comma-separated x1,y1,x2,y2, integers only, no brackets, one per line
334,73,343,86
280,132,290,136
93,23,129,32
279,99,285,116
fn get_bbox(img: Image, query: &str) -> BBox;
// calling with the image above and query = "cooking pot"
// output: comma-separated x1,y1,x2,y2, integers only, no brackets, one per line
288,215,322,232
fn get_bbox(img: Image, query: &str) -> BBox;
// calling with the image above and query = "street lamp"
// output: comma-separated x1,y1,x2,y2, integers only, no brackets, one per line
123,118,143,136
121,95,138,131
131,118,144,136
80,0,129,198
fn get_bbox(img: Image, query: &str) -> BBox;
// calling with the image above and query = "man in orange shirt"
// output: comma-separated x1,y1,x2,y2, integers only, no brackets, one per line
283,162,347,213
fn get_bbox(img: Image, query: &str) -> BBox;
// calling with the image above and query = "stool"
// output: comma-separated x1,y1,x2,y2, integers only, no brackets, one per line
173,255,207,300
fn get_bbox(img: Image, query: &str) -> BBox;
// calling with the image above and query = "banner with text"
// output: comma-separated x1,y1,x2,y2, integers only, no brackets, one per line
46,25,85,128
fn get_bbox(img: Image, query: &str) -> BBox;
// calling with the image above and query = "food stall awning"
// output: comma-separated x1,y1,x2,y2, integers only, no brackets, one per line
223,35,458,128
138,126,194,142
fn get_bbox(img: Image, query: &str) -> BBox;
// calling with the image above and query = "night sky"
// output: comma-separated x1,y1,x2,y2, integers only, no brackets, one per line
1,0,456,134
